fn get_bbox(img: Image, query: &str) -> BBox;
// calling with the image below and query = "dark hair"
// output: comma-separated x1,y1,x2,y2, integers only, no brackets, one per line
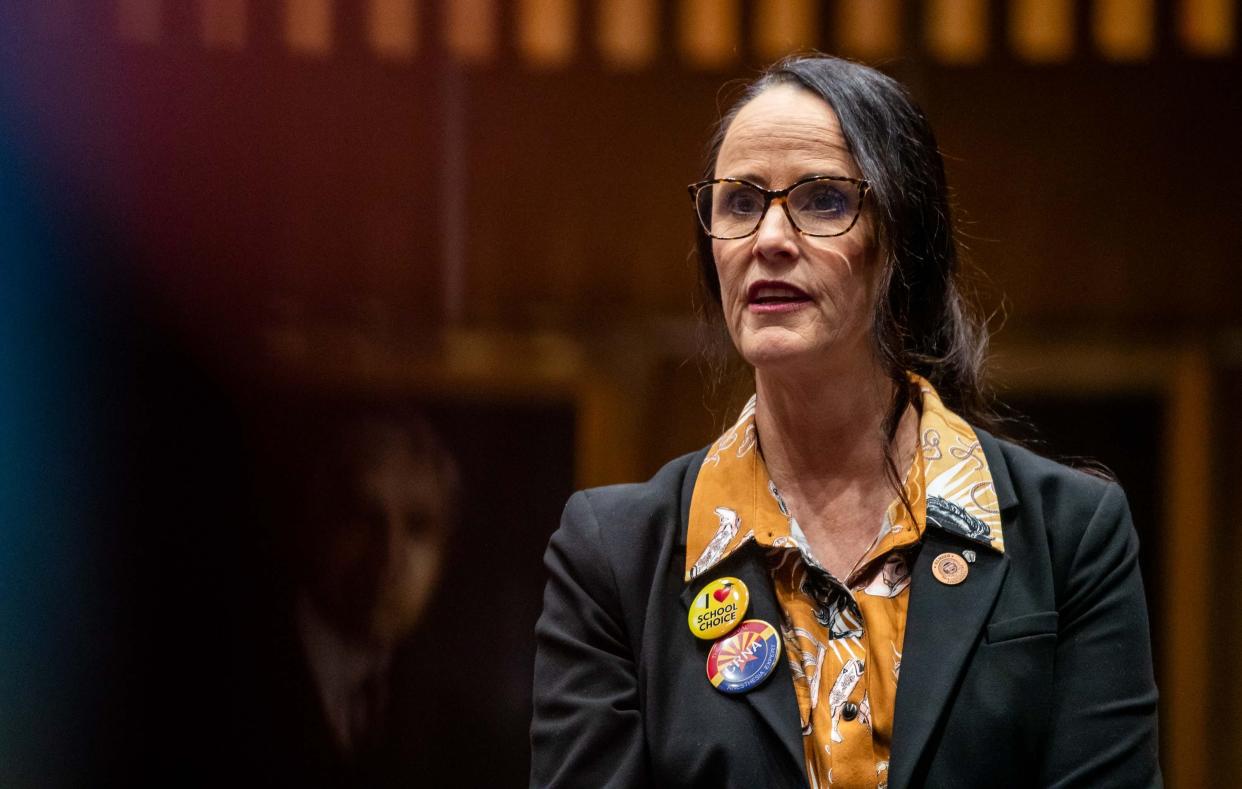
696,54,1000,445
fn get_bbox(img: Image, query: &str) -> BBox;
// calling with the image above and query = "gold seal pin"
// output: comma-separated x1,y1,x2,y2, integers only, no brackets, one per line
931,552,968,585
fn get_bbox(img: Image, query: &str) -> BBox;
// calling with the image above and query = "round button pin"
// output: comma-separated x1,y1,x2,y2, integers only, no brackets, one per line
931,552,969,585
688,576,750,640
706,619,781,694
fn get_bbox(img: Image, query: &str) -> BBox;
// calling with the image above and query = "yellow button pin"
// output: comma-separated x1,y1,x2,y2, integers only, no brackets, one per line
688,577,750,640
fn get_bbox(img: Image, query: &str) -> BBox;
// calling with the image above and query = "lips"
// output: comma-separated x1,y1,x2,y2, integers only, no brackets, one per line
747,280,810,305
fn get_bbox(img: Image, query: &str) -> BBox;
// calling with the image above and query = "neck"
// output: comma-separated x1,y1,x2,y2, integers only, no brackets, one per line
754,353,901,490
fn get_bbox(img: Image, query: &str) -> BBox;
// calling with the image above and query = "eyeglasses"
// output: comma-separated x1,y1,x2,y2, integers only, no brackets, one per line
687,175,870,240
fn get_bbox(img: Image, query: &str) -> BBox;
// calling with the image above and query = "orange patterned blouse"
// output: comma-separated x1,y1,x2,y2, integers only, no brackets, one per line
685,376,1005,788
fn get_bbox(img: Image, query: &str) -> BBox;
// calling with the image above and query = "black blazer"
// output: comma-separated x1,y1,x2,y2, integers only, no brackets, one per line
531,429,1161,788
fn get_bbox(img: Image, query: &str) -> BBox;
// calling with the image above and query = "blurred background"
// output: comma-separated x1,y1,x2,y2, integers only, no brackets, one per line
1,0,1238,786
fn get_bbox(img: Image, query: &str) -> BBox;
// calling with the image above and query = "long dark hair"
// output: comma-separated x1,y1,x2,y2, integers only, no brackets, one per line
696,55,1001,446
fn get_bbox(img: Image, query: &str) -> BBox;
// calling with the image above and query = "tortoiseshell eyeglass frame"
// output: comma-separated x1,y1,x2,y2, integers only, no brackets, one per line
687,175,871,240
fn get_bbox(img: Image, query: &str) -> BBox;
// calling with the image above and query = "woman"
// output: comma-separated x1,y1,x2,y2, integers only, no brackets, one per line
531,56,1160,788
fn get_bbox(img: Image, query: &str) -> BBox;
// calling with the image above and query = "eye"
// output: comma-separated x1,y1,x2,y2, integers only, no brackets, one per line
793,182,847,217
723,187,763,216
404,513,433,539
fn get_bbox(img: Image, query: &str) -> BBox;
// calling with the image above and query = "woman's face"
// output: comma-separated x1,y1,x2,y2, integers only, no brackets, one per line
712,84,880,377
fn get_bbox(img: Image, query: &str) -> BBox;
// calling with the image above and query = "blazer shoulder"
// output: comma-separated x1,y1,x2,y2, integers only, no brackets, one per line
546,447,708,640
553,449,710,581
978,428,1131,561
981,429,1117,504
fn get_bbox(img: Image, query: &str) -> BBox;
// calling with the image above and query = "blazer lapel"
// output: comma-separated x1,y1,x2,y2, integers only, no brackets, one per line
887,526,1011,789
679,543,805,779
886,428,1021,789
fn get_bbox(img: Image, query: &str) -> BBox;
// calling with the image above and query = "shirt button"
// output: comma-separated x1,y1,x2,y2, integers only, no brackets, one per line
842,702,859,722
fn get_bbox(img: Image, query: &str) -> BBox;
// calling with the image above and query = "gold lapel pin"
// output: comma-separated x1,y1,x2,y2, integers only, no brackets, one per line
931,552,969,586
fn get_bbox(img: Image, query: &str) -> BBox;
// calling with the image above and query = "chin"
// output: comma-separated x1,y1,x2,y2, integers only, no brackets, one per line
741,343,820,372
737,330,820,370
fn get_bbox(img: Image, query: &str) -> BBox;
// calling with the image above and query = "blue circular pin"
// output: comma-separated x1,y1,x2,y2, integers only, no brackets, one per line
705,619,781,694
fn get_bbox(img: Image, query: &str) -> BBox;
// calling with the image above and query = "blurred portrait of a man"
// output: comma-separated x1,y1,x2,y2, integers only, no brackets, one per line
295,417,457,757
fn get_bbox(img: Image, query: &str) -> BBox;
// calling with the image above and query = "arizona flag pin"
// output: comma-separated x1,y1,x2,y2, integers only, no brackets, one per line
706,619,781,694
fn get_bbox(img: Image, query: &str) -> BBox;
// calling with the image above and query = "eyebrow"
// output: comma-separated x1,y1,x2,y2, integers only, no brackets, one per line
719,170,853,187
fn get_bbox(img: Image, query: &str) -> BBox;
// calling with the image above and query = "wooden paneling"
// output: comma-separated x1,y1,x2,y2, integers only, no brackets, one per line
117,0,161,44
201,0,248,50
678,0,740,69
283,0,333,56
927,0,989,63
368,0,417,59
518,0,576,67
598,0,658,68
444,0,498,62
1164,348,1212,787
1011,0,1075,61
1094,0,1156,60
1181,0,1237,55
836,0,902,59
754,0,818,61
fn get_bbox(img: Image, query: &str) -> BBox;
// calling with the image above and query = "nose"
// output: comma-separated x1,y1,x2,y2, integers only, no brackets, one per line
363,509,403,579
383,511,405,572
752,198,798,260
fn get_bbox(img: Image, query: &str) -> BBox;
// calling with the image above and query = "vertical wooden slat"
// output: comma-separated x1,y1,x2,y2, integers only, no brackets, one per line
517,0,576,66
1164,347,1212,789
440,65,467,325
927,0,988,63
283,0,333,55
1010,0,1074,61
1180,0,1235,55
444,0,497,63
117,0,162,44
754,0,818,62
1094,0,1155,60
201,0,248,50
578,363,645,488
835,0,902,60
598,0,657,68
368,0,417,59
679,0,740,69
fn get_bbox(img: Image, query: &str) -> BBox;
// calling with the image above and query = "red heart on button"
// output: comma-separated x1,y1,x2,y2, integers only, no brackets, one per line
713,587,731,602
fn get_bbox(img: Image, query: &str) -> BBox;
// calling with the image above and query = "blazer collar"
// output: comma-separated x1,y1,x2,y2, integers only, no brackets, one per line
977,427,1019,511
683,379,1009,583
677,429,1017,531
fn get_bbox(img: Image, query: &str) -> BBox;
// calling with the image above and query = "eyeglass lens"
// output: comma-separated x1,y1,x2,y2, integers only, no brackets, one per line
695,179,862,239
